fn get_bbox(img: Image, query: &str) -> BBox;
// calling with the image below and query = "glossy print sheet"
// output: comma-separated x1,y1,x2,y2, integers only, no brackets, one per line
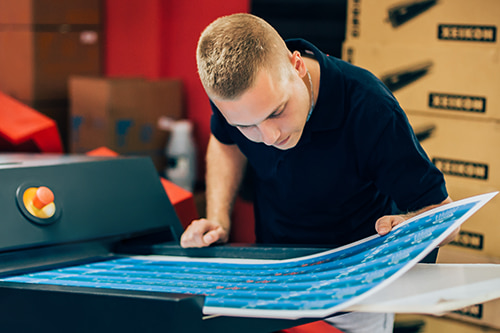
1,192,497,319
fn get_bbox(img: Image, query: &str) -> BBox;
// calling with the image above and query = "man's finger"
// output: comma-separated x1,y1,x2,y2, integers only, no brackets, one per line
181,220,211,248
375,217,392,235
375,215,405,236
202,229,221,245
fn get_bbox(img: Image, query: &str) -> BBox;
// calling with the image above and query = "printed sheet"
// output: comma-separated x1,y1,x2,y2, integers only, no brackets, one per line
1,192,497,319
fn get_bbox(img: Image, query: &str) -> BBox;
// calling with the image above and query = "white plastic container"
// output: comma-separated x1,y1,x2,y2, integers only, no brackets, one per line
160,118,197,192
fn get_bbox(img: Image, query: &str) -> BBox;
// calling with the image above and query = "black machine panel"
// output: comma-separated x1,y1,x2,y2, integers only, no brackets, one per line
0,154,318,333
0,154,183,252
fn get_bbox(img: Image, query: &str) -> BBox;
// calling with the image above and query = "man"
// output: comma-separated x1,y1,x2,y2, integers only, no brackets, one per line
181,13,454,333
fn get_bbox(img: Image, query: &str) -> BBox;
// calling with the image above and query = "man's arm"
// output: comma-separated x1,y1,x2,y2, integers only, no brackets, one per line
180,134,247,248
375,196,458,246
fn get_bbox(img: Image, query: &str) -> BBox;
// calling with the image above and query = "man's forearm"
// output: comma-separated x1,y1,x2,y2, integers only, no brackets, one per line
205,135,247,234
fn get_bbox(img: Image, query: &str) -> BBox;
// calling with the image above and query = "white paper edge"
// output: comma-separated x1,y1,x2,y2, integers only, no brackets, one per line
135,192,498,319
347,263,500,315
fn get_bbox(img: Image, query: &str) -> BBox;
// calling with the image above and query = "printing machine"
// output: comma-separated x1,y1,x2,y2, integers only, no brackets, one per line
0,154,327,333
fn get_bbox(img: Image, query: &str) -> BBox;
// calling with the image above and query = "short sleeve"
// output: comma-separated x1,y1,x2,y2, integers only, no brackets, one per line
356,102,448,212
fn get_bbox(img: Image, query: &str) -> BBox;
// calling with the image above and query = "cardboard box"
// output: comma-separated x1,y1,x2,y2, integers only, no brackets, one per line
396,314,499,332
0,0,101,106
444,181,500,256
438,247,500,264
0,28,101,103
342,40,500,120
346,0,499,47
0,0,101,24
407,113,500,256
447,300,500,331
69,77,184,171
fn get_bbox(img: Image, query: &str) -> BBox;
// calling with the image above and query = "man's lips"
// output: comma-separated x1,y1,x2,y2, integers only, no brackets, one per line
276,136,290,147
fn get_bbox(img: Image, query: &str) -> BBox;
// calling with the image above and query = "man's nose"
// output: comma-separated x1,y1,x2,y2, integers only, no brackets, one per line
258,121,280,146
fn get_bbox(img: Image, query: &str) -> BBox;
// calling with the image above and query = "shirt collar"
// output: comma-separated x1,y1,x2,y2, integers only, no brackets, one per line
285,39,347,136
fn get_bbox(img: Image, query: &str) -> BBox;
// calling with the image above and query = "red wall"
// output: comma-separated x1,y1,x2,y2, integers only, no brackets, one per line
104,0,250,178
104,0,162,78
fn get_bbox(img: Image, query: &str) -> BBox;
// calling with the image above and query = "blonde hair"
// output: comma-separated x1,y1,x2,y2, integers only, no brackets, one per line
196,13,291,100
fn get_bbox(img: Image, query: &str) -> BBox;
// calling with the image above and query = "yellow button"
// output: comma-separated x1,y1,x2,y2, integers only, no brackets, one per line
23,186,56,219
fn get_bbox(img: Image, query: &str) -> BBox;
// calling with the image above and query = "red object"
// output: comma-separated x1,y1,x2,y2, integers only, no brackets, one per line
0,91,63,153
160,178,199,229
32,186,55,209
85,146,119,157
278,320,343,333
86,147,199,227
230,198,256,243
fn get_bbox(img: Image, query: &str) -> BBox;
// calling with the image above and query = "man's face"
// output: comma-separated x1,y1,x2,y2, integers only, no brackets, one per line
212,65,311,150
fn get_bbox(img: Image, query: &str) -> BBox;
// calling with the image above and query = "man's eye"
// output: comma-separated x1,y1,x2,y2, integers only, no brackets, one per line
269,108,284,119
237,125,255,130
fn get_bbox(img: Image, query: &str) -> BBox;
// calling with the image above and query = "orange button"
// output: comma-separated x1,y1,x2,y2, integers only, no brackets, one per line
32,186,55,209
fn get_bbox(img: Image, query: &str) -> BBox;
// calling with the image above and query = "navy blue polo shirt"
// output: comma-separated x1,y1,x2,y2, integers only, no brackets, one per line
210,39,448,247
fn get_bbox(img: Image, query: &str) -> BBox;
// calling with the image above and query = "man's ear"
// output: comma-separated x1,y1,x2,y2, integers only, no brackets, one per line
291,50,307,78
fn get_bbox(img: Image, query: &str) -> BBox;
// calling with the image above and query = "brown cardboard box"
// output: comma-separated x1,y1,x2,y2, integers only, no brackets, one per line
346,0,499,47
0,0,102,131
447,300,500,331
69,77,184,171
0,28,101,103
396,314,500,332
0,0,101,24
438,247,500,264
342,40,500,120
407,113,500,256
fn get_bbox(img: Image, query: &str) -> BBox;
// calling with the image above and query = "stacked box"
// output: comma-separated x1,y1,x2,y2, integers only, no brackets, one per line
344,0,500,329
69,77,184,172
0,0,102,150
342,42,500,120
407,113,500,255
346,0,499,47
344,0,500,120
343,0,500,252
396,314,500,332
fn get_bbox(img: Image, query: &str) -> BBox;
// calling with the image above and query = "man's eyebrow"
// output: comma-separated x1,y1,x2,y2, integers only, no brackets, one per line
230,102,285,128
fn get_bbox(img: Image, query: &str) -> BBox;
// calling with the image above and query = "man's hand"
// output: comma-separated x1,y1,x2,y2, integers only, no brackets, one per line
180,218,229,248
375,215,406,236
375,196,459,247
180,135,245,248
